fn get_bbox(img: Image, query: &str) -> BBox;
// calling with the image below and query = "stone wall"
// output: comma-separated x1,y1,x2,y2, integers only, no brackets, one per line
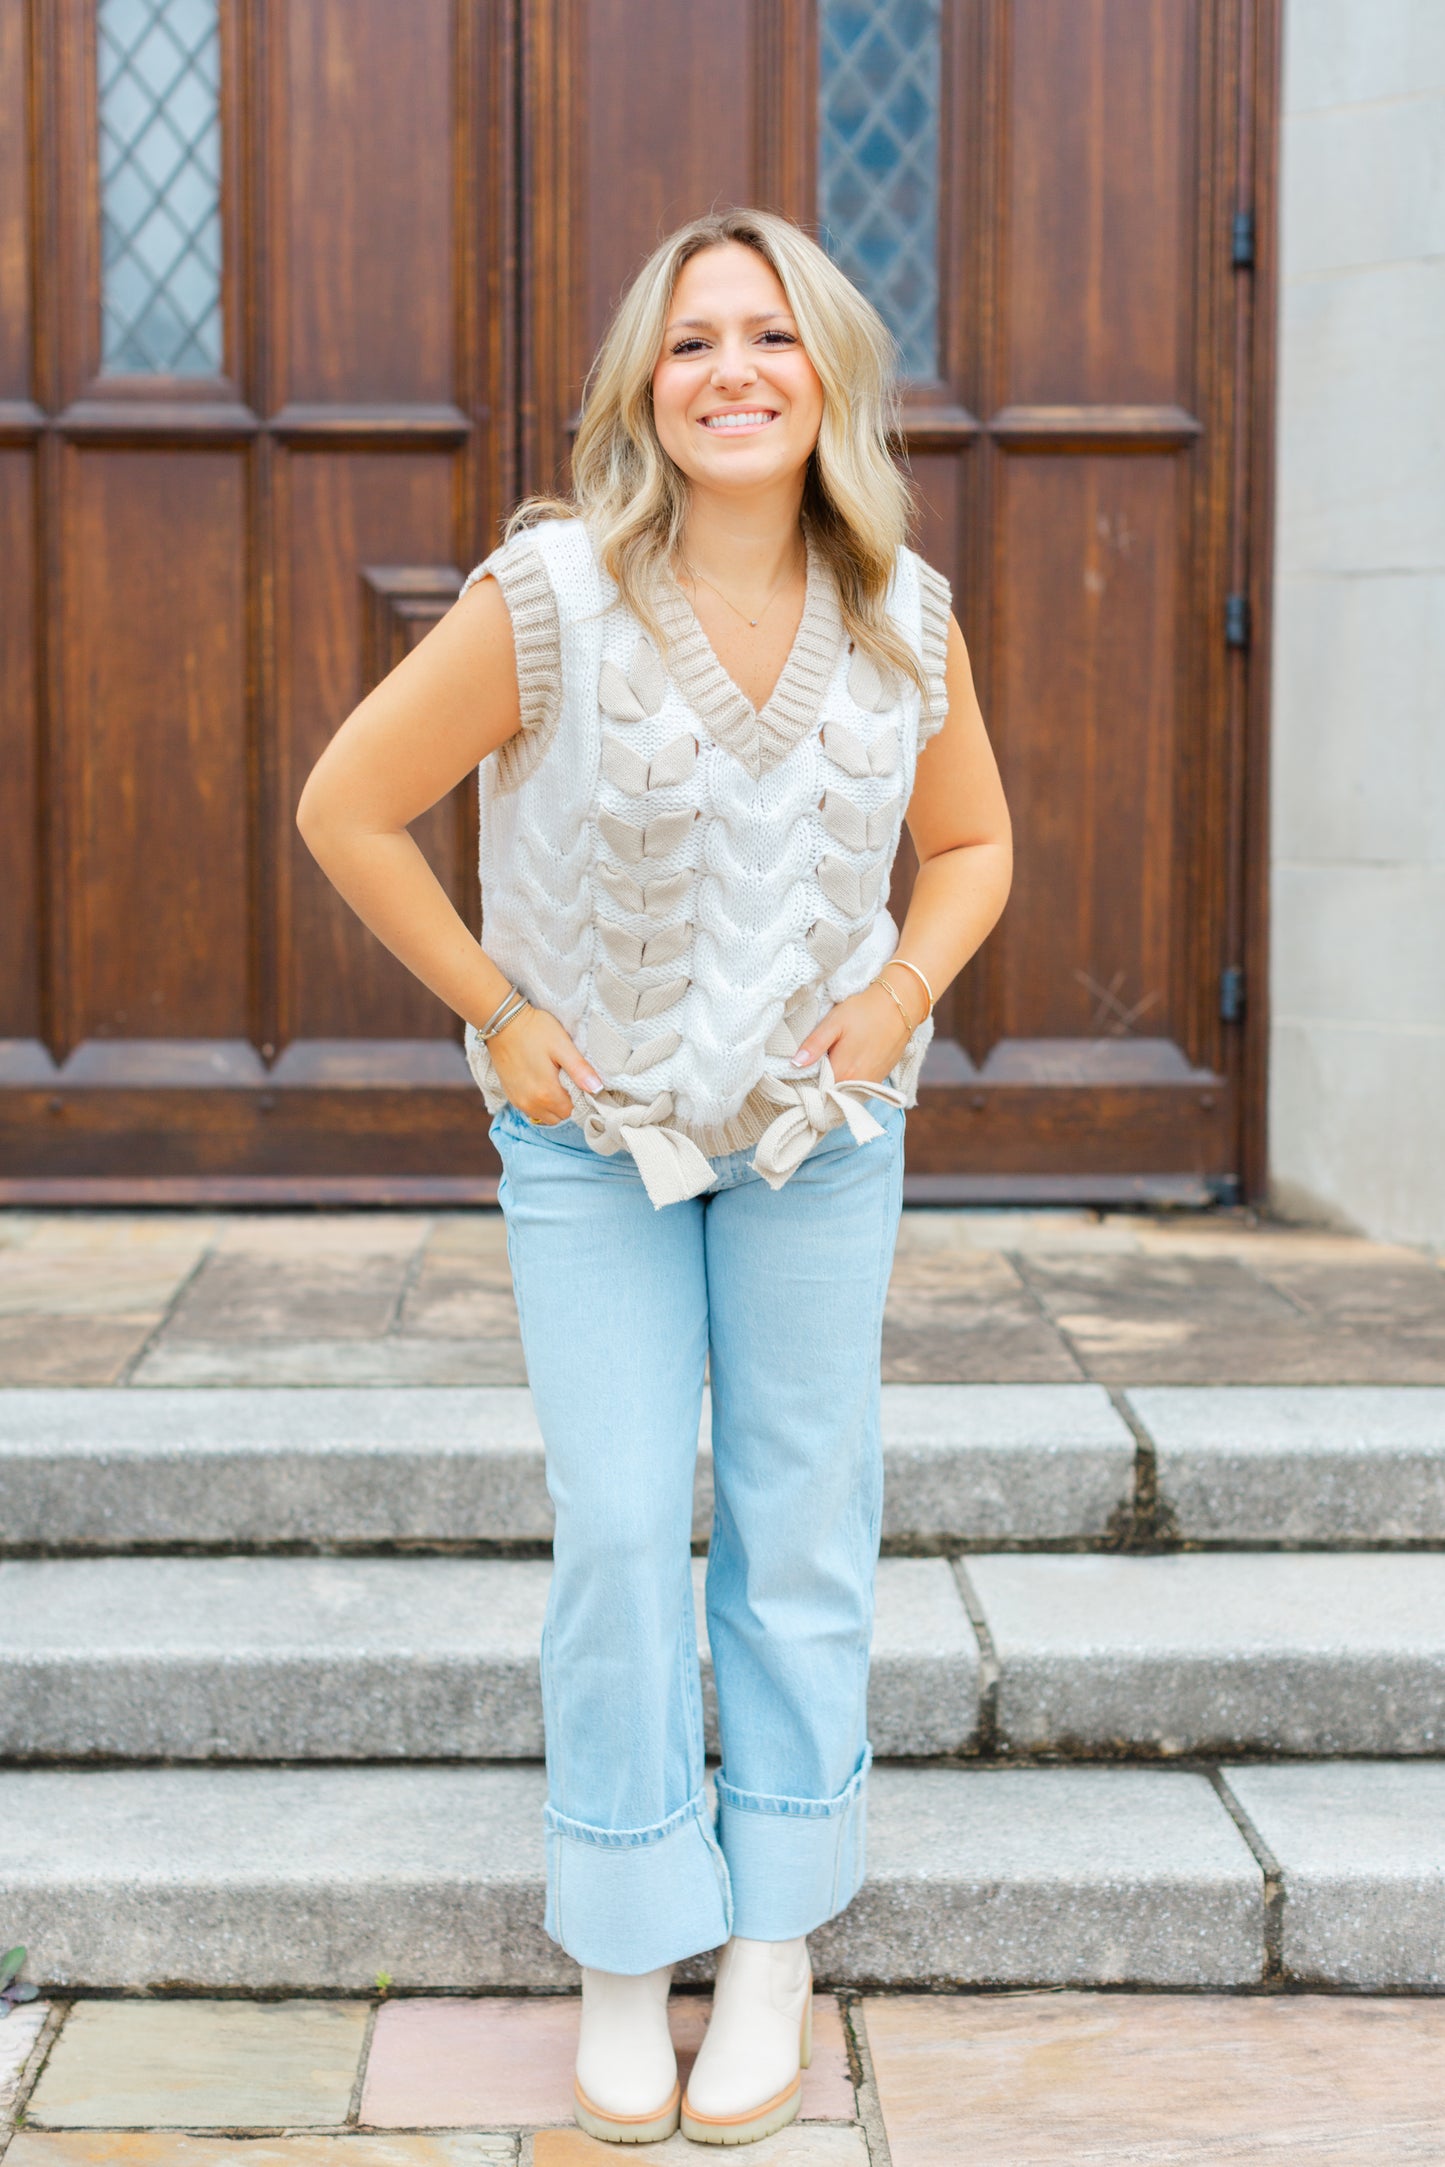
1268,0,1445,1244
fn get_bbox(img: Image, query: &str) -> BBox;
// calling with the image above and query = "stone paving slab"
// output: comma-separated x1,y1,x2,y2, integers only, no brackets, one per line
1130,1384,1445,1540
0,1997,48,2118
0,1555,979,1760
812,1766,1263,1987
863,1990,1445,2165
1223,1761,1445,1988
26,1999,367,2128
358,1992,854,2128
0,1763,1267,1991
8,2141,515,2165
882,1245,1082,1382
1016,1248,1445,1384
964,1550,1445,1754
157,1222,425,1347
0,1218,217,1319
0,1384,1134,1549
0,1316,162,1386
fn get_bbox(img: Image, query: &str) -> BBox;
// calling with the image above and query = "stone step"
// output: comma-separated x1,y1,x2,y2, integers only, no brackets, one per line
11,1384,1445,1552
963,1550,1445,1755
4,1759,1441,1993
0,1554,980,1760
6,1549,1445,1761
0,1761,1263,1991
0,1384,1135,1548
1128,1385,1445,1542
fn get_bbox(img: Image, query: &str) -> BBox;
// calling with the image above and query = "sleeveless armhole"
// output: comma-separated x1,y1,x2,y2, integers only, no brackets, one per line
914,555,952,749
458,529,563,795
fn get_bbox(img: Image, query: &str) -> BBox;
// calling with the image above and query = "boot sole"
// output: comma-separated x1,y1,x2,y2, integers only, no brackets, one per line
574,2076,682,2144
679,1988,812,2146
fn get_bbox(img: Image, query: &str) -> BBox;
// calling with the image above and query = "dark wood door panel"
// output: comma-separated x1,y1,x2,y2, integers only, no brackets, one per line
0,452,40,1039
278,0,459,407
278,449,467,1042
1004,0,1198,408
0,0,30,402
580,0,756,362
60,446,252,1046
991,450,1185,1048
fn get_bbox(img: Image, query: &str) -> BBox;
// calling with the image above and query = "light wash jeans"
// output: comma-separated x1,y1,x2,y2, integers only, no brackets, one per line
489,1091,906,1974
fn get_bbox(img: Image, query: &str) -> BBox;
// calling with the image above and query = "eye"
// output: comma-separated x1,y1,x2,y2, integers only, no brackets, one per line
759,330,798,346
670,338,708,356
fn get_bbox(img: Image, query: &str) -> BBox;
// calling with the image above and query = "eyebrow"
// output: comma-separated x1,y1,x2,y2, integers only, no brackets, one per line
664,311,796,332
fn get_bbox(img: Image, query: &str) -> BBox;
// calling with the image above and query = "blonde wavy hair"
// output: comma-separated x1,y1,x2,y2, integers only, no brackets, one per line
507,207,926,700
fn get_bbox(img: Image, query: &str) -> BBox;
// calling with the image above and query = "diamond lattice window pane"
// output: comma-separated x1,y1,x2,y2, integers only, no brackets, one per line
97,0,222,375
818,0,941,380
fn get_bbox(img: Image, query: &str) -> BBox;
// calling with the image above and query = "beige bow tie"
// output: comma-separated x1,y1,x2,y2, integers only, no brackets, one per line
574,1086,717,1210
749,1052,908,1192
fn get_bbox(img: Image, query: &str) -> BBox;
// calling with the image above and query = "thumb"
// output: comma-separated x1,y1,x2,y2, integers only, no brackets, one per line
558,1036,605,1095
791,1008,843,1068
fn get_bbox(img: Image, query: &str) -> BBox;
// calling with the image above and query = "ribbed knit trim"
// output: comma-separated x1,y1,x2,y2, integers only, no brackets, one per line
459,537,563,795
468,1011,933,1161
651,530,845,780
915,556,952,748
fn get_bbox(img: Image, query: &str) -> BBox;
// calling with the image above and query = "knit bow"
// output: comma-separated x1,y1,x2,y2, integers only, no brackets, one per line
575,1088,717,1211
749,1052,908,1191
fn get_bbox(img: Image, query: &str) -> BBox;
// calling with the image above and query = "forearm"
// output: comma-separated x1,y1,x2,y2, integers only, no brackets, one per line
889,838,1013,1017
299,820,513,1029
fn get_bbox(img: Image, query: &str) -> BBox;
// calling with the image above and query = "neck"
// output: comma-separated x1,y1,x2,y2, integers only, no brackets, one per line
677,476,808,594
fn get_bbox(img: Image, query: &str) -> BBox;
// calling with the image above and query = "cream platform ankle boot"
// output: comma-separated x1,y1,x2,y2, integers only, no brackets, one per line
680,1935,813,2145
574,1962,681,2144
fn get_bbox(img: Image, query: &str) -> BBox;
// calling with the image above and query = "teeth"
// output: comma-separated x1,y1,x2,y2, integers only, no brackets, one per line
702,411,776,430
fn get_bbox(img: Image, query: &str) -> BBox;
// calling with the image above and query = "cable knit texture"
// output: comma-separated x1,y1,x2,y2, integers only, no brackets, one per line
460,517,952,1209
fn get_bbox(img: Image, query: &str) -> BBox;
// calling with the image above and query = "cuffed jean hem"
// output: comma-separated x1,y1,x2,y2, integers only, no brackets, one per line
543,1786,734,1973
715,1742,874,1940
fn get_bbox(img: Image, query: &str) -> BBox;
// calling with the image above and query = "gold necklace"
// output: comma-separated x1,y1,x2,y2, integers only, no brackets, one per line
680,543,804,629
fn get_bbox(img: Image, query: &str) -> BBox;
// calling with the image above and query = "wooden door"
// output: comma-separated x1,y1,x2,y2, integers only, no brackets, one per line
1,0,1278,1202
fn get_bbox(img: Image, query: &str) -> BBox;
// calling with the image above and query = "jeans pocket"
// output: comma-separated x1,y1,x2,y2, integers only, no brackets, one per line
498,1100,584,1144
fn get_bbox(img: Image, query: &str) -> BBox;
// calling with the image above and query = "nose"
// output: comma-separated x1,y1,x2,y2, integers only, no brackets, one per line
710,338,758,393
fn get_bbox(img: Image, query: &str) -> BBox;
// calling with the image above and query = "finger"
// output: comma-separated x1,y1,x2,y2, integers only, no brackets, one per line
561,1046,605,1094
792,1014,843,1068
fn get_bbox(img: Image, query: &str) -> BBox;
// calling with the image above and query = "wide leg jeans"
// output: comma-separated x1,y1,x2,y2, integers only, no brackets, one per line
489,1092,906,1975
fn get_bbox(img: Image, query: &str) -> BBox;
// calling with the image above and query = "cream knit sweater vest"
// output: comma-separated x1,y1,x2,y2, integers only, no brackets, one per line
459,515,951,1210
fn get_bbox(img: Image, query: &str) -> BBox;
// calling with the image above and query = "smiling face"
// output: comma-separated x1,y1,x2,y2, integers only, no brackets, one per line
650,241,826,500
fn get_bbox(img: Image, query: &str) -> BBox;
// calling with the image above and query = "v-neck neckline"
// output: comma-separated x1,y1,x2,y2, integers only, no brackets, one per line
652,526,845,780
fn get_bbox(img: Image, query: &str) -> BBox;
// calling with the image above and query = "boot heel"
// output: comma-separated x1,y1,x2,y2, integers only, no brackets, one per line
800,1987,813,2070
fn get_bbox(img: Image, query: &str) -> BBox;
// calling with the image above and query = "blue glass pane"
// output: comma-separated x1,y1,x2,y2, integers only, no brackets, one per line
97,0,222,375
818,0,941,379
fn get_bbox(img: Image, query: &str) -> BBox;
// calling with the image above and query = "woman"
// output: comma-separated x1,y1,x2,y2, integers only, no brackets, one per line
298,207,1011,2146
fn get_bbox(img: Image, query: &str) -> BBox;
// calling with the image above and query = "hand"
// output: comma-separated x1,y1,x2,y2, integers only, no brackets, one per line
486,1004,604,1124
790,979,923,1086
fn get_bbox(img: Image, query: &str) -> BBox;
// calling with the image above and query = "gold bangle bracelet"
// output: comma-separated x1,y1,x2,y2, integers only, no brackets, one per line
882,955,935,1015
872,972,916,1036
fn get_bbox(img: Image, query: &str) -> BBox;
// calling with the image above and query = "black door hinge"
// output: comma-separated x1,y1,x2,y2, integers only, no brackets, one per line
1220,966,1246,1023
1232,209,1256,269
1225,594,1251,649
